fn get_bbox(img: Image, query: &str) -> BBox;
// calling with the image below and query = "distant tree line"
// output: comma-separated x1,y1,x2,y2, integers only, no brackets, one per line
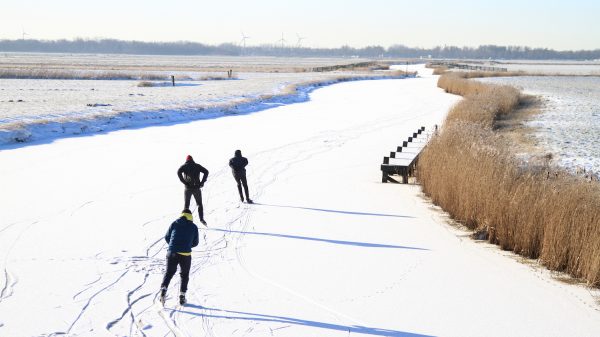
1,38,599,60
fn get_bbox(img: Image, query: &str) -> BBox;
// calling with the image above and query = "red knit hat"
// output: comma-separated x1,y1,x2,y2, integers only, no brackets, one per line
186,155,193,161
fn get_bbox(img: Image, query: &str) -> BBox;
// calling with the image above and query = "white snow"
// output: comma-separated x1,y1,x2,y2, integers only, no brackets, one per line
1,65,599,337
0,73,406,146
497,60,600,75
458,60,600,75
478,76,600,176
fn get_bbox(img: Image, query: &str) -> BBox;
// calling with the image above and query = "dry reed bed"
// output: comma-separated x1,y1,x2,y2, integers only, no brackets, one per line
0,68,242,81
0,68,184,80
417,72,600,286
0,67,400,81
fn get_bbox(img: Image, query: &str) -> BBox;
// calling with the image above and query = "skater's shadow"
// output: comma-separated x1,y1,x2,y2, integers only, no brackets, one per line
173,305,435,337
210,228,428,250
253,203,415,219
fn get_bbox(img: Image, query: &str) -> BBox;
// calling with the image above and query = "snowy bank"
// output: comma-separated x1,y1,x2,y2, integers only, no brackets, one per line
477,75,600,176
0,74,411,147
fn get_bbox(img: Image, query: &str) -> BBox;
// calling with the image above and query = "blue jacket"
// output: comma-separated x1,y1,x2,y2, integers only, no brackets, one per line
164,216,199,253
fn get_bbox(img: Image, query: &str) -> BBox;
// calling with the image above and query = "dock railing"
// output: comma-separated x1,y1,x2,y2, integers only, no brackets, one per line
380,126,431,184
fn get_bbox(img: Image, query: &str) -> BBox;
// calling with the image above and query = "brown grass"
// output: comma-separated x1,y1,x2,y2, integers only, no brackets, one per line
0,68,176,80
197,74,238,81
448,70,528,78
495,95,546,155
137,81,156,87
417,72,600,287
0,68,241,81
432,66,448,75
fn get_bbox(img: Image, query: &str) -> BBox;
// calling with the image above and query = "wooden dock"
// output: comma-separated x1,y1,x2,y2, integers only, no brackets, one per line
380,126,430,184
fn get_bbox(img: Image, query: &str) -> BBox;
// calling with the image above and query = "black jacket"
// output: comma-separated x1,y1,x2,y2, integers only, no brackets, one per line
229,154,248,177
177,160,209,189
164,216,199,253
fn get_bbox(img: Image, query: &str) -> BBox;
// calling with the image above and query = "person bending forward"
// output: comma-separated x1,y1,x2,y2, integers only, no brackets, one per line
160,209,199,305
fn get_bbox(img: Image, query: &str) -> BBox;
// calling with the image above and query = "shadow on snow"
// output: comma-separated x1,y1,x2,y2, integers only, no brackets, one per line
254,202,415,219
171,305,436,337
209,227,428,250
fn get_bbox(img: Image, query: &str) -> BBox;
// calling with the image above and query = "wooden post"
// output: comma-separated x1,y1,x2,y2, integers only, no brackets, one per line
396,146,403,152
408,137,413,142
171,75,175,86
402,141,408,147
383,157,389,164
390,152,396,158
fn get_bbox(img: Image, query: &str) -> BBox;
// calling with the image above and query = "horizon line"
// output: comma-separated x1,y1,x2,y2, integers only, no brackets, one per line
1,37,599,53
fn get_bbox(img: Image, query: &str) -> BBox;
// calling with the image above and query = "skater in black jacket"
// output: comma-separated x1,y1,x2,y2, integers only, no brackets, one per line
177,155,209,225
160,209,199,305
229,150,253,203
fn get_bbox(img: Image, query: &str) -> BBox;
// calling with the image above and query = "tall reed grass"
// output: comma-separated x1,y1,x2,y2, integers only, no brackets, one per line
418,72,600,286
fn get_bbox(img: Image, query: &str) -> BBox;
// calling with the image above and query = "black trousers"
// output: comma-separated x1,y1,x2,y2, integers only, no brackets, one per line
161,251,192,293
234,174,250,200
184,188,203,220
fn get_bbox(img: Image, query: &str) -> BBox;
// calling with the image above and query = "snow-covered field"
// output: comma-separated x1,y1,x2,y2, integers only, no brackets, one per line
447,60,600,75
495,60,600,75
479,76,600,175
0,53,368,72
0,65,399,145
1,66,599,337
0,53,387,145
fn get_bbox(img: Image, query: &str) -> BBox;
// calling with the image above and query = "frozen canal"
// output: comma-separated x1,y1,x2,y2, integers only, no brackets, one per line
2,68,600,337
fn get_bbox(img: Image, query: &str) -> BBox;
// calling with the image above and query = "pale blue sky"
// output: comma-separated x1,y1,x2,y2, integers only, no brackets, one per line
1,0,599,50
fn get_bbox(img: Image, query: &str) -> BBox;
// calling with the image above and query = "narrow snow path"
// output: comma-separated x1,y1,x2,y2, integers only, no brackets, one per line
0,66,599,337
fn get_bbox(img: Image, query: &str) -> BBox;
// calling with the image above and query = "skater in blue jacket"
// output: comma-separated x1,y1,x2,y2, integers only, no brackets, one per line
159,209,199,305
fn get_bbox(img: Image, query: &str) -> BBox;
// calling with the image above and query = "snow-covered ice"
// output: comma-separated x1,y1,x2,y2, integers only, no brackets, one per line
1,66,599,337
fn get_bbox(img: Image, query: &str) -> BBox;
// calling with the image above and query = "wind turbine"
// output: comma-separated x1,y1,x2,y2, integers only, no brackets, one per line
295,33,306,48
240,31,250,49
276,32,286,49
21,27,28,40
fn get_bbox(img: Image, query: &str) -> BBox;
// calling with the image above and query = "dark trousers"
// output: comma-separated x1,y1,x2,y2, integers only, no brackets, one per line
161,251,192,293
234,174,250,201
184,188,203,220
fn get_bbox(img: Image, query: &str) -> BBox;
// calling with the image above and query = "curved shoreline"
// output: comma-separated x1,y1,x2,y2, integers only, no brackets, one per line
0,73,411,148
418,71,600,287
